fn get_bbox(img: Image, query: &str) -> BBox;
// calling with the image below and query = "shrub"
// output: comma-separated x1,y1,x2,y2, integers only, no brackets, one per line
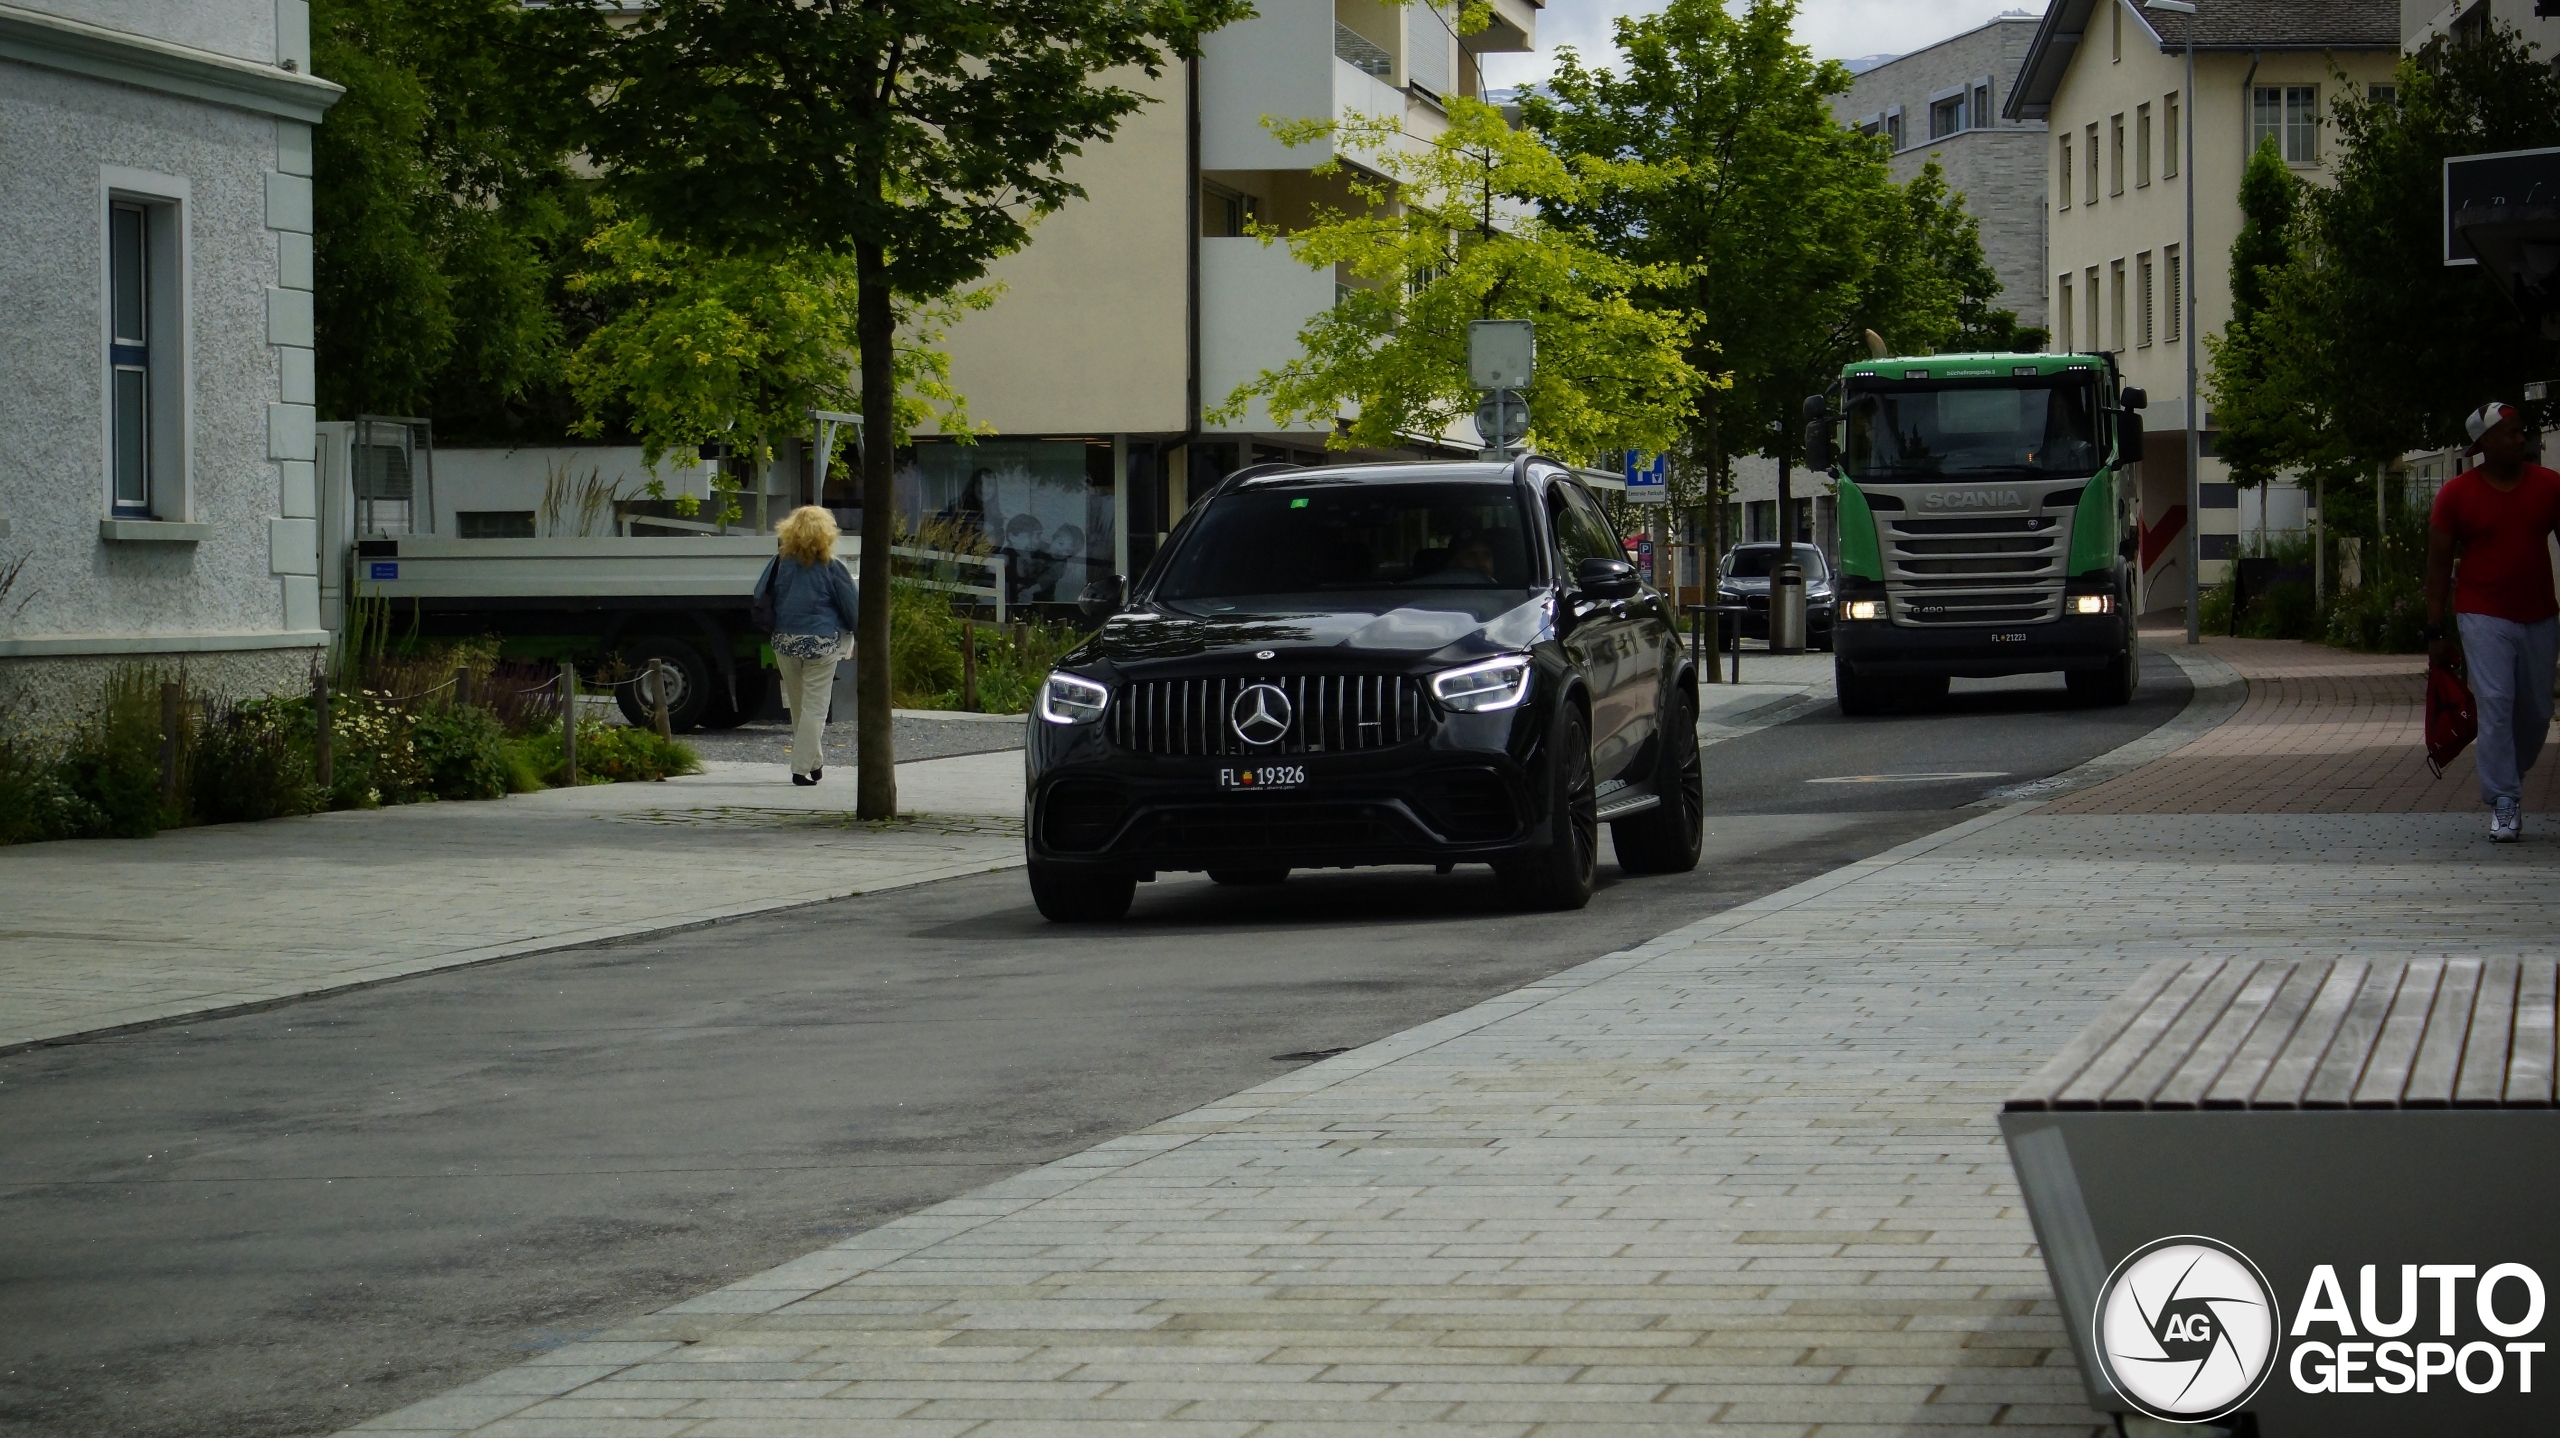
2324,574,2428,652
58,666,180,838
191,698,321,823
511,721,701,785
409,703,515,800
0,734,101,844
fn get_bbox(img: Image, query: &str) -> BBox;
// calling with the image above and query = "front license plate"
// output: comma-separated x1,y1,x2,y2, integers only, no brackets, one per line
1219,764,1306,792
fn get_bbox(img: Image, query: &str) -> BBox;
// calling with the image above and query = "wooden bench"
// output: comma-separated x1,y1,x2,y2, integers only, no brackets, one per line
2002,957,2560,1437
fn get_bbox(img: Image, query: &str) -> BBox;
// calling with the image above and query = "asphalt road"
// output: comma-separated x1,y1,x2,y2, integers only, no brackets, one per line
0,648,2191,1438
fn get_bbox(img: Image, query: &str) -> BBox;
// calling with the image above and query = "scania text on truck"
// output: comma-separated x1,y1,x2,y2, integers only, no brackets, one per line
1802,352,2146,715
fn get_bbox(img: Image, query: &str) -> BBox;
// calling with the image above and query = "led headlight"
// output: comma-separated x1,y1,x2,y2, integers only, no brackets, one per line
2070,594,2117,615
1843,599,1885,621
1038,671,1110,724
1430,655,1533,713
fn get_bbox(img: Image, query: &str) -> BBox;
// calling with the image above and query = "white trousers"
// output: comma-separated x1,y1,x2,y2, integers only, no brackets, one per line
2457,611,2559,808
774,650,839,777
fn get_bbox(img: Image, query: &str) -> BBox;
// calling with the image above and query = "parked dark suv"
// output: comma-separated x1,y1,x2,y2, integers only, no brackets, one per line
1717,543,1835,650
1022,456,1705,922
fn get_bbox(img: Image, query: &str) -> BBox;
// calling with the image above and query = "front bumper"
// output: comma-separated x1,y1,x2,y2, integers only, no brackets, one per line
1718,592,1835,638
1833,612,2126,679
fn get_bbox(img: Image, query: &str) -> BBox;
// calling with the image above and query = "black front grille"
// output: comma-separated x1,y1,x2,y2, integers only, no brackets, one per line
1041,779,1127,853
1108,674,1430,756
1417,769,1518,842
1891,516,2049,535
1130,804,1412,853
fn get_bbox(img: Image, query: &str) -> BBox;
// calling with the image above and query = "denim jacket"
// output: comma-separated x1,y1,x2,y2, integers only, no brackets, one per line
757,556,860,637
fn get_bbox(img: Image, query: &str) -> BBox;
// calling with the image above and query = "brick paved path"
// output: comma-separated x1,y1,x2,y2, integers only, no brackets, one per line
2047,636,2560,815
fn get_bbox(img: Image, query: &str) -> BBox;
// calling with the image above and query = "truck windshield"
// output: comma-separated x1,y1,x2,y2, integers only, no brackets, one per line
1844,378,2103,479
1153,481,1535,606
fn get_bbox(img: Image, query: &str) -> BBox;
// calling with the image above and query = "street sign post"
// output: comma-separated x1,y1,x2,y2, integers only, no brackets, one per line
1623,451,1667,504
1467,319,1535,390
1474,390,1529,453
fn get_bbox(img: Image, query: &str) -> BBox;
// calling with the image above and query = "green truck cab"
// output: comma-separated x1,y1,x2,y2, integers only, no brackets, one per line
1804,351,2146,716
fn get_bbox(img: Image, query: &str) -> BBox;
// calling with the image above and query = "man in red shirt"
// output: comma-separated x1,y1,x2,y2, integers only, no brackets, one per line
2426,402,2560,841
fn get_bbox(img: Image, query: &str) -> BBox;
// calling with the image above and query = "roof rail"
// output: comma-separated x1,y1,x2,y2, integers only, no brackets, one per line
1204,460,1304,500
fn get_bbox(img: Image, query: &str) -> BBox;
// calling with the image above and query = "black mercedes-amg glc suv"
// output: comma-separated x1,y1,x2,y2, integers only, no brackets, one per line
1022,455,1704,922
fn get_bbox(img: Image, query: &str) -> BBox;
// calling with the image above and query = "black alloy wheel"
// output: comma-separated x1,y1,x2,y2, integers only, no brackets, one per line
1027,856,1138,921
1614,690,1704,874
1498,703,1598,911
614,638,712,732
1207,869,1289,885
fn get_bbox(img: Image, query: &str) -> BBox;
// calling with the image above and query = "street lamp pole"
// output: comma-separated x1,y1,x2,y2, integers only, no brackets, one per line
2148,0,2201,643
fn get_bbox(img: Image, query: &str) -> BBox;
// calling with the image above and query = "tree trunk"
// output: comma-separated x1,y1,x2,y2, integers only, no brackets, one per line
853,237,899,820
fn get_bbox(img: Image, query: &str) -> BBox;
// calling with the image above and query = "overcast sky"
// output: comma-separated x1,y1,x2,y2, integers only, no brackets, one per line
1479,0,2050,90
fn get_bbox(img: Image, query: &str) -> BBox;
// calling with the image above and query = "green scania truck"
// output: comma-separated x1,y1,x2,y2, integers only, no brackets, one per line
1803,351,2146,716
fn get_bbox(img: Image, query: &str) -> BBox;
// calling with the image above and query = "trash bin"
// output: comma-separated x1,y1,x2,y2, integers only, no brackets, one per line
1768,562,1808,654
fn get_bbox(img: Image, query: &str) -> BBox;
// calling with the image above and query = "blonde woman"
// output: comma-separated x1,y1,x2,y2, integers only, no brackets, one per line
753,506,861,785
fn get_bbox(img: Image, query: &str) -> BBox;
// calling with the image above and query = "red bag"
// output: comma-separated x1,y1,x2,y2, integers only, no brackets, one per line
2427,656,2478,777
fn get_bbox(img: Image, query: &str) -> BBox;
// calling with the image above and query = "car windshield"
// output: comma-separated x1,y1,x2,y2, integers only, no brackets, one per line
1723,545,1827,580
1151,481,1535,606
1844,377,2103,478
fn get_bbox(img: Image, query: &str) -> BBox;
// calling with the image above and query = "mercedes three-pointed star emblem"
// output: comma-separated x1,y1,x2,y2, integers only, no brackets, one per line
1229,683,1293,746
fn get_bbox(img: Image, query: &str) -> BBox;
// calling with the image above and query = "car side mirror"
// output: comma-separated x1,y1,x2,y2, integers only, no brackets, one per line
1805,418,1837,472
1077,575,1124,621
2117,412,2145,465
2118,385,2148,411
1575,556,1641,600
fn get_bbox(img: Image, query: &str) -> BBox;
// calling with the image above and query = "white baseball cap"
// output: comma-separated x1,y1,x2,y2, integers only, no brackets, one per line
2466,401,2522,449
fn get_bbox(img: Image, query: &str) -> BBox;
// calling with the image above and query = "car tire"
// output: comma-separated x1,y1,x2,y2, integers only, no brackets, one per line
1028,858,1137,921
1836,659,1890,717
1497,703,1598,911
614,638,713,733
1207,868,1288,885
1613,689,1703,875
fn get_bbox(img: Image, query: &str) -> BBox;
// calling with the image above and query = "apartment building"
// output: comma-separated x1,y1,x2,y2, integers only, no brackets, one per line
896,0,1535,602
2009,0,2398,613
0,1,344,724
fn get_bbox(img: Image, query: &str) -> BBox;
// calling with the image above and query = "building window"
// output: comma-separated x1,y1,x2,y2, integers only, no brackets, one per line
107,195,181,519
2085,124,2100,204
2252,85,2319,164
2137,251,2155,347
1884,108,1904,149
1333,21,1392,79
2136,103,2152,187
2164,92,2179,177
2110,113,2126,195
2368,82,2398,108
1931,93,1964,140
2164,245,2181,342
2111,0,2122,61
2109,259,2126,351
2059,274,2075,350
1202,186,1258,237
1974,83,1991,127
2085,266,2100,354
2059,134,2073,209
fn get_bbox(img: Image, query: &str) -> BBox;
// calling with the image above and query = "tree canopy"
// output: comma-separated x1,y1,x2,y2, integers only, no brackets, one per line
1211,97,1703,462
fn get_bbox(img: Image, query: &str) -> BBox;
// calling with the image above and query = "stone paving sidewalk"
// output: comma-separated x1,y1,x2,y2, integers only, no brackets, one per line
0,749,1027,1052
348,792,2560,1438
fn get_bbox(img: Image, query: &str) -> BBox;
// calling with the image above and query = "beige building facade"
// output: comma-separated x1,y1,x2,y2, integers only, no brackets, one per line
898,0,1534,605
2010,0,2398,613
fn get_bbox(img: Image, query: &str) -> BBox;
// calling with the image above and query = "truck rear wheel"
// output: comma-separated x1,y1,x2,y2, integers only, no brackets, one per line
696,667,768,730
615,638,713,732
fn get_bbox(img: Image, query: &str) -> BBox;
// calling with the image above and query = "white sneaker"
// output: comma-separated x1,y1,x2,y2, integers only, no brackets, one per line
2493,801,2523,843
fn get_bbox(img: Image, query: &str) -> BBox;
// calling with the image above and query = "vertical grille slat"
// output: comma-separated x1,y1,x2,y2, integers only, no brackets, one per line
1106,671,1436,756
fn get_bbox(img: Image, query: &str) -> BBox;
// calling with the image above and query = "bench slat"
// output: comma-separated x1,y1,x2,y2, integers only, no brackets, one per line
2004,960,2190,1111
2204,960,2334,1109
2155,960,2290,1109
2362,958,2455,1107
2251,960,2369,1108
2454,958,2519,1108
2405,958,2483,1108
2511,961,2557,1107
2107,959,2255,1109
2056,960,2222,1110
2306,964,2411,1108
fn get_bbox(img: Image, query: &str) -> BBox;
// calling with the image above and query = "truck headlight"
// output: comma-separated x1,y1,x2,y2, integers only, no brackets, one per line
2070,594,2116,615
1843,599,1884,621
1431,655,1533,713
1038,671,1110,724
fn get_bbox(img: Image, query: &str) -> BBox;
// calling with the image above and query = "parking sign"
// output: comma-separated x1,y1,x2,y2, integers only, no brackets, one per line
1623,451,1667,504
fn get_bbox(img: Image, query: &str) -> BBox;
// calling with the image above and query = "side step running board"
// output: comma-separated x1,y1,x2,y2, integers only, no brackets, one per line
1595,792,1661,822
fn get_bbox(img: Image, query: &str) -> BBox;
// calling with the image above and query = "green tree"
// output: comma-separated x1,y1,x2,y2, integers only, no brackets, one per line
563,212,985,523
580,0,1247,819
311,0,592,433
1211,98,1702,462
2206,138,2313,488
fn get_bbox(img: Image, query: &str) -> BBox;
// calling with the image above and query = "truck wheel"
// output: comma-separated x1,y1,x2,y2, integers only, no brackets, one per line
1614,690,1703,875
614,639,712,732
696,667,768,730
2067,646,2138,706
1028,858,1137,921
1496,704,1598,911
1901,674,1950,707
1836,660,1890,717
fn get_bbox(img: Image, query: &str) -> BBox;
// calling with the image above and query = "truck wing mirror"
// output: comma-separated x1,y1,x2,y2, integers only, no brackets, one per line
1805,418,1837,472
2118,385,2148,411
2118,413,2145,465
1803,393,1830,419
